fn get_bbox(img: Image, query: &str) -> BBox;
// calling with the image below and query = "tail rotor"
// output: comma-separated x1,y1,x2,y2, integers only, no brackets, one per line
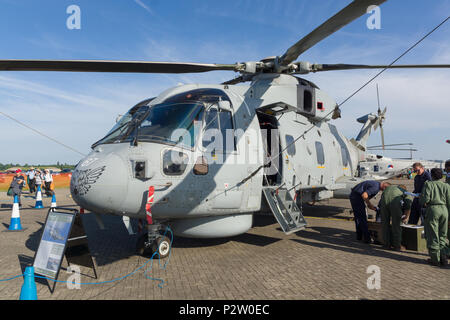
373,84,386,150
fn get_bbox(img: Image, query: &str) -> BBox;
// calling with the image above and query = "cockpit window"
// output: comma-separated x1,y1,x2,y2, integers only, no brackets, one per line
202,107,236,152
93,89,231,149
138,102,204,148
95,102,204,148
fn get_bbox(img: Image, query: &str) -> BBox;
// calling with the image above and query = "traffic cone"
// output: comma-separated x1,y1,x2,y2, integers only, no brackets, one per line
35,185,44,209
7,195,23,231
51,194,57,208
19,267,37,300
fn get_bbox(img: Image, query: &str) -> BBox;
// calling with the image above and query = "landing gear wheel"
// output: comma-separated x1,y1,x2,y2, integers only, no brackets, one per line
136,234,153,257
153,235,171,259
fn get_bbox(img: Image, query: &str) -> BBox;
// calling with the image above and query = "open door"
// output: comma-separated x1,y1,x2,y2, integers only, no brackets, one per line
256,111,283,186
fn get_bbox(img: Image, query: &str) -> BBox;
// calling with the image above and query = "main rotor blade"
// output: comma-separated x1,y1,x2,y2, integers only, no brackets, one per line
0,59,239,74
279,0,387,66
306,63,450,72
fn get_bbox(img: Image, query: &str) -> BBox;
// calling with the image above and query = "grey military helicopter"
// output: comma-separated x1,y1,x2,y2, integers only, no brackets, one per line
1,0,449,258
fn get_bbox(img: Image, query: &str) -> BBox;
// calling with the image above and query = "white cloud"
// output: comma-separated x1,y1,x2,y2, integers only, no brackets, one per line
134,0,154,16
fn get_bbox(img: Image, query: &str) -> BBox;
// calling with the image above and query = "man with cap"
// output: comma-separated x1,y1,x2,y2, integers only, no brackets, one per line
408,162,432,225
419,168,450,267
349,180,390,243
10,169,25,207
379,184,412,251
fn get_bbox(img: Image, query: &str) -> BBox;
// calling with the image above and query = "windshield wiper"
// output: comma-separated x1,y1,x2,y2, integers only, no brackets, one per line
91,121,131,148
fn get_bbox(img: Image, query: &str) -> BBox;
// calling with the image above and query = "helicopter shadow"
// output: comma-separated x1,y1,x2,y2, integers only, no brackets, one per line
173,232,281,249
292,226,427,264
78,213,139,267
301,202,352,221
23,214,139,267
171,215,282,248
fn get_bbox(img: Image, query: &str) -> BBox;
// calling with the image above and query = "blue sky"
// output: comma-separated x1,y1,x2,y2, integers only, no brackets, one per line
0,0,449,164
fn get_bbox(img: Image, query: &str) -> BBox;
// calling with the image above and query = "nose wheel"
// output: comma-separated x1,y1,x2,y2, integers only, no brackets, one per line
136,223,172,259
153,235,171,258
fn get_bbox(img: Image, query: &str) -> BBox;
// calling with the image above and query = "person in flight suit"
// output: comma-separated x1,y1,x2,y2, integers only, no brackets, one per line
408,162,431,225
379,184,412,251
419,168,450,267
349,180,390,243
445,160,450,184
445,160,450,258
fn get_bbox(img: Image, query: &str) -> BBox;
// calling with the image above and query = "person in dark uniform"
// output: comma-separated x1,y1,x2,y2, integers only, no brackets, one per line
408,162,432,225
350,180,390,243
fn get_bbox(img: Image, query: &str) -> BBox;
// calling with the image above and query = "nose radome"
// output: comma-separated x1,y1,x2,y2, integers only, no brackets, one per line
71,153,128,214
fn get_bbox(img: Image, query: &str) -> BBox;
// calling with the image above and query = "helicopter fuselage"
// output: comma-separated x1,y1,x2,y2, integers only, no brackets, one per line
70,74,368,238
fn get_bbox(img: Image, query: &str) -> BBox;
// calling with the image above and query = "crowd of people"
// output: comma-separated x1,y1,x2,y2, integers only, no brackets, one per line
8,167,54,207
349,160,450,268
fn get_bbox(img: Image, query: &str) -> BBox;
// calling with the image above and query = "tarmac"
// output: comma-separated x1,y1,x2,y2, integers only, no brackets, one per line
0,178,448,300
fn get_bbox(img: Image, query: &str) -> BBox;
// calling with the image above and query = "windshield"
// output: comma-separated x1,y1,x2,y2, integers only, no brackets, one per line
94,102,205,148
93,105,149,147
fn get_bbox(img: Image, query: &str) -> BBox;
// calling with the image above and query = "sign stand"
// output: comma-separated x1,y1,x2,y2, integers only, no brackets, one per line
32,207,97,293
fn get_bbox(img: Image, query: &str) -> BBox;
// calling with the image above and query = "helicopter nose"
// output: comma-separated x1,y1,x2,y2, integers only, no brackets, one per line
71,153,128,214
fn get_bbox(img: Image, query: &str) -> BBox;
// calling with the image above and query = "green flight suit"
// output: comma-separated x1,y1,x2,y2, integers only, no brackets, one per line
379,186,412,248
446,176,450,256
419,180,450,264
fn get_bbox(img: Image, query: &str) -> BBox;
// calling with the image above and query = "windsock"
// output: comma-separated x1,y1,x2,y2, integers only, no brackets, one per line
34,185,44,209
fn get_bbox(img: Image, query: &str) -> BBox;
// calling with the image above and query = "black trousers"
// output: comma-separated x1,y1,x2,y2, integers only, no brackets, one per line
11,189,22,205
44,181,54,196
408,198,422,225
29,178,36,193
350,193,371,241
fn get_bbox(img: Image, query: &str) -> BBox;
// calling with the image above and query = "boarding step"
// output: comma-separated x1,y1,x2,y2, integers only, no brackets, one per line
262,187,307,235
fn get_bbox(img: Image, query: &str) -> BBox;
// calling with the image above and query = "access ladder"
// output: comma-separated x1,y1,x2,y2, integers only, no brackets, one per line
262,186,307,235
